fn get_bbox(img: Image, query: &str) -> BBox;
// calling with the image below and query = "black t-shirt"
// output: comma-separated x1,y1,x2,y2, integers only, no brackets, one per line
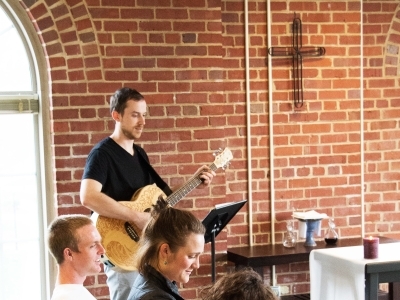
82,137,170,201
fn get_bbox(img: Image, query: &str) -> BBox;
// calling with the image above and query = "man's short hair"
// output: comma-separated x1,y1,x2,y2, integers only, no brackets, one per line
47,214,93,264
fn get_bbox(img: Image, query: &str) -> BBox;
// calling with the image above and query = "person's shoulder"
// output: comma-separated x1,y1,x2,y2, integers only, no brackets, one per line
92,137,112,149
88,137,118,156
129,274,176,300
129,290,176,300
51,284,96,300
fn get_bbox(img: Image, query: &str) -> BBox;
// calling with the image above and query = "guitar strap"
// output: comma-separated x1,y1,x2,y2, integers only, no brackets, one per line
133,144,173,196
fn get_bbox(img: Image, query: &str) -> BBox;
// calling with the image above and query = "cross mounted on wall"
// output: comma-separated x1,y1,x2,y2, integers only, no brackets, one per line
268,14,325,108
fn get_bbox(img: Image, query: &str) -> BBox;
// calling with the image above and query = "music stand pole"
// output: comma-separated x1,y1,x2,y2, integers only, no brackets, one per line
211,229,216,283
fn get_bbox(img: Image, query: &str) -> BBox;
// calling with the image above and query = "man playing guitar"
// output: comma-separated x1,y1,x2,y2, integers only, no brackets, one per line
80,87,215,300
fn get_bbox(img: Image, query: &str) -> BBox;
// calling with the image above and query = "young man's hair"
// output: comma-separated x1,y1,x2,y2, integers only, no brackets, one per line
110,87,144,114
47,214,93,264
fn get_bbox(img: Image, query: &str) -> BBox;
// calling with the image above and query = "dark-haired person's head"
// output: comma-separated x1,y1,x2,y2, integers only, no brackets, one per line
110,87,144,114
109,87,147,140
201,268,279,300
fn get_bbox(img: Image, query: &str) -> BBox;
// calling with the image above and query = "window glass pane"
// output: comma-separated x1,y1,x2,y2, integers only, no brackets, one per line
0,6,32,92
0,114,42,299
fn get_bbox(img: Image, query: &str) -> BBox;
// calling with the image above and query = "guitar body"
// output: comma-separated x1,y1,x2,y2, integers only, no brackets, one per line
92,184,166,271
92,147,232,271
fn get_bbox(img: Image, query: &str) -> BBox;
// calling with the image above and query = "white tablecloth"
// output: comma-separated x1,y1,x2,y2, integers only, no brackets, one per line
310,242,400,300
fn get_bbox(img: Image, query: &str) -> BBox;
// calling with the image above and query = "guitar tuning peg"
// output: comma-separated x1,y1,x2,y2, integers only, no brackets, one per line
213,148,223,156
222,161,231,170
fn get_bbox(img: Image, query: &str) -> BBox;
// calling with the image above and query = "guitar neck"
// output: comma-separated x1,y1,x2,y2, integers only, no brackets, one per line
166,163,218,207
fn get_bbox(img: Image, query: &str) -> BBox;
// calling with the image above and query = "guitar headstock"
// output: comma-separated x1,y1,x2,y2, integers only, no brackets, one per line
213,148,233,170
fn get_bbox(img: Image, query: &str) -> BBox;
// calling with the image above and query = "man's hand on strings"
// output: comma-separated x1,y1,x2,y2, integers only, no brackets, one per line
196,165,216,189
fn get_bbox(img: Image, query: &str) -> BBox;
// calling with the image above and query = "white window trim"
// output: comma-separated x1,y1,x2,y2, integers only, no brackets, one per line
2,1,56,298
0,94,39,113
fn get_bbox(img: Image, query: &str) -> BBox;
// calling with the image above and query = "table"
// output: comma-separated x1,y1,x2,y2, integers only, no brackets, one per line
227,236,398,272
227,237,399,298
310,242,400,300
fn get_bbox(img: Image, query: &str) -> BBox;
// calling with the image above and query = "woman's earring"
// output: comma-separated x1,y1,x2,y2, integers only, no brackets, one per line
164,261,168,265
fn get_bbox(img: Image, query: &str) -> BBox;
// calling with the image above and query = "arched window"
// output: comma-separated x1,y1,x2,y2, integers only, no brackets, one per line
0,1,53,299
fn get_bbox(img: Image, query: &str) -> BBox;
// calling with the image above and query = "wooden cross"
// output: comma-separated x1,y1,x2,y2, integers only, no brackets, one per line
268,15,325,108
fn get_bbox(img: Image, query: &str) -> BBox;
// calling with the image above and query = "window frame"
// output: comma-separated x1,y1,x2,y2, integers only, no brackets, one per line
1,1,55,298
0,0,38,112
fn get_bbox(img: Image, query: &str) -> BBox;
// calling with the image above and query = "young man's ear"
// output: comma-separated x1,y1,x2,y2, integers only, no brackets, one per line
64,248,73,260
111,110,120,122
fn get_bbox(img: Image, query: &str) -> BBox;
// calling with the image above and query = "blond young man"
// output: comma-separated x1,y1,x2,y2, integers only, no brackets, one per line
48,214,105,300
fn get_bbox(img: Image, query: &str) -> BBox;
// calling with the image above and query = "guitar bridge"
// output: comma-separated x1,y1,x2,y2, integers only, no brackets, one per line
124,222,140,242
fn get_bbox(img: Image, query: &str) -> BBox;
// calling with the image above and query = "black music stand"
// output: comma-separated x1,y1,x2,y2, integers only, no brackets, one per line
202,199,247,283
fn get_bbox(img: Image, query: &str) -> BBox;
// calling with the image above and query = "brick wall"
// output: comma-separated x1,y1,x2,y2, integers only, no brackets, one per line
19,0,400,298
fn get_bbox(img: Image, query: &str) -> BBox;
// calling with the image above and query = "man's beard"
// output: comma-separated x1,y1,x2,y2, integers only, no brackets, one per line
121,127,141,140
